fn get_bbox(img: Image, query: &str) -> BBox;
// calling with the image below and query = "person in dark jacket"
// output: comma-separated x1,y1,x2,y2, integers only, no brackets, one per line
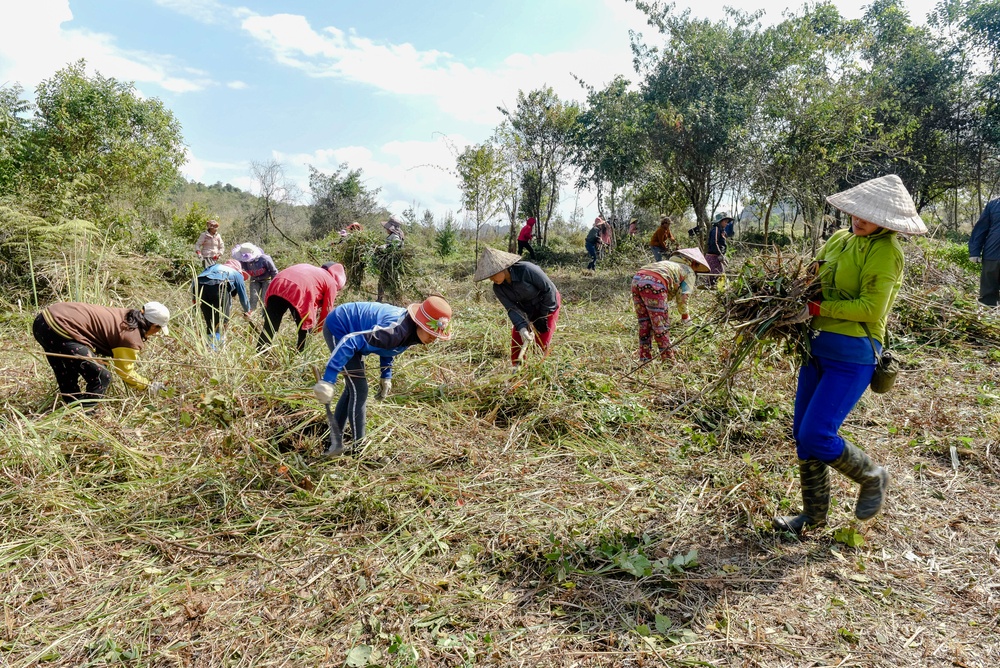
231,243,279,310
312,297,453,456
32,301,169,407
705,214,731,286
192,260,252,345
969,197,1000,306
585,217,608,270
474,247,561,365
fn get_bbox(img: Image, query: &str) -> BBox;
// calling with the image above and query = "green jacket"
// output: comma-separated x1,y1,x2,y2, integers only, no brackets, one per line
811,228,904,344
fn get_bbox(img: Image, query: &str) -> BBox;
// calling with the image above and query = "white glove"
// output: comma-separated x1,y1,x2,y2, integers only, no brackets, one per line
518,327,534,343
376,378,392,400
149,381,165,397
782,306,813,325
971,256,982,264
679,316,692,326
313,380,336,404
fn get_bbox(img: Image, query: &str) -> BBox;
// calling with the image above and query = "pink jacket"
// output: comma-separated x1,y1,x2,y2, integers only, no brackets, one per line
517,221,535,242
263,263,346,331
194,231,225,259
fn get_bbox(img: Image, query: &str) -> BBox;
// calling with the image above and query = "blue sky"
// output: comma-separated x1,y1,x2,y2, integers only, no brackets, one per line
0,0,938,222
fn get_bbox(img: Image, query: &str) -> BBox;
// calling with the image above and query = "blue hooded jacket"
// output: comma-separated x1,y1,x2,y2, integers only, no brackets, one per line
194,264,251,313
970,198,1000,261
322,302,421,383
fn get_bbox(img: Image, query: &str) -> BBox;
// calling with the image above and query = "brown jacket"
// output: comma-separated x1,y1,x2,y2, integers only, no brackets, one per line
649,225,675,250
42,303,151,389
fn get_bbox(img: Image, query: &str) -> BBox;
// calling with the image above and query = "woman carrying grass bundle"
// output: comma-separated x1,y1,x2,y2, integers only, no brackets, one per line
192,259,252,346
474,247,561,366
382,216,405,248
630,248,710,362
774,174,927,536
312,297,453,456
257,262,346,353
231,243,278,310
32,301,170,407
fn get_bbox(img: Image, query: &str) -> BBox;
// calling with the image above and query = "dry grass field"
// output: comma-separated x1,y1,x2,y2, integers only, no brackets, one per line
1,238,998,667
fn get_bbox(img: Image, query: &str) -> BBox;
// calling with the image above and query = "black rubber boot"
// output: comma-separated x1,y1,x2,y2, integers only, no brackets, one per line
323,425,345,457
773,459,830,535
829,442,889,520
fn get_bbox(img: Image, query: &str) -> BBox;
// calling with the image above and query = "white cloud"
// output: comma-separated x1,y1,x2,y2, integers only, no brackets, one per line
151,0,247,25
226,80,248,89
0,0,214,92
272,134,471,216
239,12,634,126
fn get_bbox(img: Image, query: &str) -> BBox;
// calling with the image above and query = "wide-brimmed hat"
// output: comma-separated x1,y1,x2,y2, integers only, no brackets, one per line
142,301,170,336
231,243,262,262
407,296,453,340
670,247,711,273
473,247,523,281
713,212,733,224
826,174,927,235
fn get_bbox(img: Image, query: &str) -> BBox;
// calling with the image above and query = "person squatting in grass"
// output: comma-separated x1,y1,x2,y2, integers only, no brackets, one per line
32,301,170,407
192,259,252,346
474,247,561,366
312,296,453,456
773,174,927,536
630,248,710,362
257,262,346,353
231,243,278,311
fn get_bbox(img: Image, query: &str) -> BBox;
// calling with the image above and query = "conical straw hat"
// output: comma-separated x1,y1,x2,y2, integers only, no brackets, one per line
671,247,710,273
826,174,927,235
474,247,524,281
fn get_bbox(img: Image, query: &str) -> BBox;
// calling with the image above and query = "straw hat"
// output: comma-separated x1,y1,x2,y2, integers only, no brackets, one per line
826,174,927,235
473,247,523,281
670,247,711,273
231,243,262,262
407,296,453,340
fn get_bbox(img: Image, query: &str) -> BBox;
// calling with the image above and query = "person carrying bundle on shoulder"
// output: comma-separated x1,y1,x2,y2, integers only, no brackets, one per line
32,301,170,408
312,297,453,456
630,248,710,362
474,247,561,366
773,174,927,537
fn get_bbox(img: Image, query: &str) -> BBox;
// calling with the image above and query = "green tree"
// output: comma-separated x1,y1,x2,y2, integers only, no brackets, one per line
635,7,792,231
456,142,505,256
500,87,579,245
308,163,382,238
0,84,31,195
20,60,185,224
572,75,648,241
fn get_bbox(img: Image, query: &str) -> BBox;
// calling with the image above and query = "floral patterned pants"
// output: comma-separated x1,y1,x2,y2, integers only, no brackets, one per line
631,273,675,361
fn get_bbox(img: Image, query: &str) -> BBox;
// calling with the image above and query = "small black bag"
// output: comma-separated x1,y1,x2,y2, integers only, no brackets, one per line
862,323,898,394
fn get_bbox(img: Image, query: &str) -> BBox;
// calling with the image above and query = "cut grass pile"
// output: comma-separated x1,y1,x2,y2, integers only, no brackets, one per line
1,241,999,667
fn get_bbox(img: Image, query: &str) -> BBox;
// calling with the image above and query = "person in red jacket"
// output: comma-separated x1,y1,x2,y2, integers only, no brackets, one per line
257,262,346,352
517,217,536,258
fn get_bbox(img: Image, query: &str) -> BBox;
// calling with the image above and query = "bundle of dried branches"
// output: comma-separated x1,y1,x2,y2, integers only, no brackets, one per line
712,252,822,383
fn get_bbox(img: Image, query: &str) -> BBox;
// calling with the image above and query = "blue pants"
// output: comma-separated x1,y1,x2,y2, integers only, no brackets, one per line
586,241,598,270
793,355,874,461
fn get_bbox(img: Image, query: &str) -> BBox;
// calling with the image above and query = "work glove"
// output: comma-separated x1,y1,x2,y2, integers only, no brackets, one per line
518,327,534,344
376,378,392,401
243,310,253,320
679,315,692,326
971,256,982,264
313,380,336,404
149,381,165,397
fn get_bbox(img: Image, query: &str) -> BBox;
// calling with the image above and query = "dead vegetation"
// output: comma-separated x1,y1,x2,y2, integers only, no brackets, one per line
1,239,999,667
